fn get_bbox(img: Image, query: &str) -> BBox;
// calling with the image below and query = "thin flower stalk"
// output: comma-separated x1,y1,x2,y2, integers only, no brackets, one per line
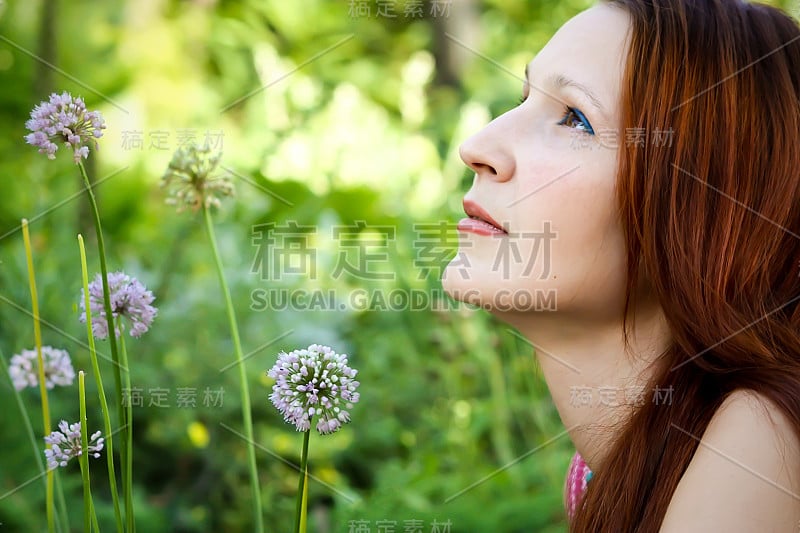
202,204,264,533
295,430,310,533
78,371,98,532
21,219,56,533
119,334,134,532
78,234,123,531
76,160,132,529
162,142,260,530
77,162,124,422
300,468,309,533
53,476,70,533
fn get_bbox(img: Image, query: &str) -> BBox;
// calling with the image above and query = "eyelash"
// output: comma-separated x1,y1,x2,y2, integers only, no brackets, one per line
517,97,595,135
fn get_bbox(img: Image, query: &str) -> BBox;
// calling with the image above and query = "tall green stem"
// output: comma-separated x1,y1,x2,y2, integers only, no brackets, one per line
78,162,131,530
79,234,123,531
78,371,94,532
294,430,310,533
53,473,69,533
119,334,134,532
77,163,123,430
201,205,263,532
21,219,55,533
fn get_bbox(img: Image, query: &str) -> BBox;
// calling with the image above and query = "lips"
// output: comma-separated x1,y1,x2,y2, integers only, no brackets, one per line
460,199,508,234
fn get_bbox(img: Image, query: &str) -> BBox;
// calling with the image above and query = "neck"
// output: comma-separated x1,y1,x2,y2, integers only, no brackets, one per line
494,302,671,472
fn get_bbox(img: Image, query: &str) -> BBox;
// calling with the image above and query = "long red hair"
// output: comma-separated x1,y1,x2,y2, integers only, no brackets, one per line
569,1,800,530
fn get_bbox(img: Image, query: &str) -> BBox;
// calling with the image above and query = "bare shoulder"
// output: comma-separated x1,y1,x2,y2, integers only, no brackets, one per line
660,389,800,533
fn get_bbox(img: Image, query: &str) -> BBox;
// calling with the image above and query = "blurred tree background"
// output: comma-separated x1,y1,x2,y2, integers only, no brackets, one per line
0,0,796,531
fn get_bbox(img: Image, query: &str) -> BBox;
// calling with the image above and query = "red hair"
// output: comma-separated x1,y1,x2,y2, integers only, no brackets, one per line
570,1,800,530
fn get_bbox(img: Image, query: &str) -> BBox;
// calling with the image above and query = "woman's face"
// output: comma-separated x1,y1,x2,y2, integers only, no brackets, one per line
442,4,633,320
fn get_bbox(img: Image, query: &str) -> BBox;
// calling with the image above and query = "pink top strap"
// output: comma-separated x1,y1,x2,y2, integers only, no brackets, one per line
564,450,592,521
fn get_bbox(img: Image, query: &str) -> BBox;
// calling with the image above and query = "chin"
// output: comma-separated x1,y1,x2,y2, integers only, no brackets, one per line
442,265,561,314
441,261,482,307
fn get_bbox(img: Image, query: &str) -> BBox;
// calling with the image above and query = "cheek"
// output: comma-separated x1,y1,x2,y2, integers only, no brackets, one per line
552,196,627,288
511,140,614,235
513,148,627,311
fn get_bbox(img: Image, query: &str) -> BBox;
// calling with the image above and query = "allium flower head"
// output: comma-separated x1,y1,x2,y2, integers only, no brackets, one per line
267,344,360,434
25,91,106,164
8,346,75,391
79,271,157,339
160,142,234,213
43,420,104,470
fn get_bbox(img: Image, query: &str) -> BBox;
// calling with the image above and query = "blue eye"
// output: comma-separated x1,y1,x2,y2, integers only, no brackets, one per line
558,106,594,135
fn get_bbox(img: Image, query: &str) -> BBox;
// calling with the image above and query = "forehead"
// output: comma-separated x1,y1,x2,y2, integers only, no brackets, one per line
527,4,630,116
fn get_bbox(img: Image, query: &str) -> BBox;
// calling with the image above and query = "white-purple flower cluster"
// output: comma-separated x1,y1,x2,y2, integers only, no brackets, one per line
24,91,106,164
267,344,360,435
43,420,104,470
160,142,234,213
9,346,75,391
79,271,157,339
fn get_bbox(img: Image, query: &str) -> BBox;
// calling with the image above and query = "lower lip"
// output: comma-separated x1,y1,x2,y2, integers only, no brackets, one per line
457,217,508,236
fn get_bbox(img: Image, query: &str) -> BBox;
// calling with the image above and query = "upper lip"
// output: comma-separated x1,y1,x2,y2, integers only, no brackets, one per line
462,199,508,233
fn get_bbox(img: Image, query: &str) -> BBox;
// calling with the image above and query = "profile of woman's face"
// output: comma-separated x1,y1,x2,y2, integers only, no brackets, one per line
442,4,633,320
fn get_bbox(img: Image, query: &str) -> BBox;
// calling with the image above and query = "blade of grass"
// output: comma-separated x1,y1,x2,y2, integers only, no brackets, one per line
21,218,56,533
78,234,124,531
78,371,92,532
77,162,127,512
119,334,134,532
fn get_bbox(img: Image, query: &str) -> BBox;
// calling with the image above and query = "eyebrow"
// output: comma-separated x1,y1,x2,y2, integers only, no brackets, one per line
524,64,608,118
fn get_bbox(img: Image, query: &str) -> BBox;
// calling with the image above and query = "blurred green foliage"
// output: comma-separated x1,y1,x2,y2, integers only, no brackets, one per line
0,0,795,531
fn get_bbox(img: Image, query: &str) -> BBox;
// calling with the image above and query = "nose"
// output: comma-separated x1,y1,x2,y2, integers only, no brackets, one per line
458,117,516,182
